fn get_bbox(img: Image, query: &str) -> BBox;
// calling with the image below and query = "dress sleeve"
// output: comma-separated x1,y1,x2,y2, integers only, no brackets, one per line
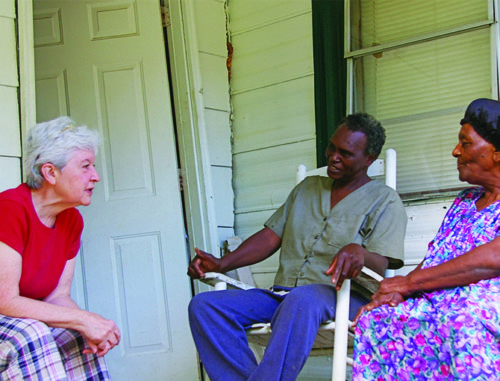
0,200,28,255
65,209,84,260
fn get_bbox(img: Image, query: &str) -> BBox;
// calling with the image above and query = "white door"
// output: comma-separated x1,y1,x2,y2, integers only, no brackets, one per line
33,1,199,379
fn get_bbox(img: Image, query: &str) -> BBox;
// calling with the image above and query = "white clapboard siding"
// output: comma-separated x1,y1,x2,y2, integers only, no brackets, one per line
229,1,315,287
0,1,22,192
398,198,454,275
192,0,234,249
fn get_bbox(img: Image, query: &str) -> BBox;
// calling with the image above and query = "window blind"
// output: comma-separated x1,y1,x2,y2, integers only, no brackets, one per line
353,0,489,50
349,0,494,195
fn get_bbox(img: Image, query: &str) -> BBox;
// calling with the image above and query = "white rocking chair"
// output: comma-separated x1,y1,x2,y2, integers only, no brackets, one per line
200,148,397,381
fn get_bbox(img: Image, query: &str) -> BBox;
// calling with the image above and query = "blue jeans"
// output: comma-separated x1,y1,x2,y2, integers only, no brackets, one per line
188,284,368,381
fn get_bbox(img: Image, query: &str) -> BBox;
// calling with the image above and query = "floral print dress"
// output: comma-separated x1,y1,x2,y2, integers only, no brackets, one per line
353,188,500,380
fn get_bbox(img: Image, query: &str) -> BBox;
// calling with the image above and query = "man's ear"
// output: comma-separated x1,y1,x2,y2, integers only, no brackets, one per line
365,154,377,168
40,163,59,185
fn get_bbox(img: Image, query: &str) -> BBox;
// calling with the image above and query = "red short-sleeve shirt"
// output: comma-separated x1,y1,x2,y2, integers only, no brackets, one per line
0,184,83,300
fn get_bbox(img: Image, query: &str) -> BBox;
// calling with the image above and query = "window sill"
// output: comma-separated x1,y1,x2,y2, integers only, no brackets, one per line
400,187,466,206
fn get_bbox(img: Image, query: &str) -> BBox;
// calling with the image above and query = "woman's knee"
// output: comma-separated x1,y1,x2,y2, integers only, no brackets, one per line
0,318,56,357
10,318,52,342
51,328,85,354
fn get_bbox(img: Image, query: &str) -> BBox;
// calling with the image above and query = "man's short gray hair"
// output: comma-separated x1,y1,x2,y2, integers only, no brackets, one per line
24,116,100,189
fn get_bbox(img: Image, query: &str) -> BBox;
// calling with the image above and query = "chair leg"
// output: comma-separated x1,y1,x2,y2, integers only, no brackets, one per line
332,279,350,381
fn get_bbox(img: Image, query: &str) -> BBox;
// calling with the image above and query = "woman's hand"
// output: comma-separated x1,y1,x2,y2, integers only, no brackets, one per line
80,311,121,357
351,275,412,327
187,248,222,279
377,275,413,297
352,290,405,327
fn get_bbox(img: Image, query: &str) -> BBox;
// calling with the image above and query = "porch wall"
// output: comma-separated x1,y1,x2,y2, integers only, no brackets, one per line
228,0,316,288
0,1,22,192
192,0,235,252
225,1,452,282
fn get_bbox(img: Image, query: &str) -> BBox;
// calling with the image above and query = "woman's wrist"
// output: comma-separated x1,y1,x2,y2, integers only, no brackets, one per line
404,271,420,297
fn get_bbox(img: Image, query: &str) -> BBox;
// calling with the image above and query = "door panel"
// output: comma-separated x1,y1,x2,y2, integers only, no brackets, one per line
33,1,198,379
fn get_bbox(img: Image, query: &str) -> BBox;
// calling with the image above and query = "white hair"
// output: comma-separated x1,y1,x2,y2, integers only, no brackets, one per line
24,116,100,189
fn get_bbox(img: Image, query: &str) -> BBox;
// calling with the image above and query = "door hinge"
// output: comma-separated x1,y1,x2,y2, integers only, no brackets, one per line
161,5,170,28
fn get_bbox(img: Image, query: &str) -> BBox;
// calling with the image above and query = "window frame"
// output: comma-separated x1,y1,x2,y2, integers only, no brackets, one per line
344,0,500,200
312,0,346,167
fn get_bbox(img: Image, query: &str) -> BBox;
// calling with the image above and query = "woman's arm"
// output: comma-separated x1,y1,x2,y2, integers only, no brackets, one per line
0,242,120,356
352,238,500,326
378,236,500,297
43,257,80,309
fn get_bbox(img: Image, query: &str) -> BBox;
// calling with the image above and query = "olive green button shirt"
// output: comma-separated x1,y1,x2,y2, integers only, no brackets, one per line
265,176,407,295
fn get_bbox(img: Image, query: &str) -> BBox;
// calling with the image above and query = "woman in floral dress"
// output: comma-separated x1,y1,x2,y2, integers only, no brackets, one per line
352,98,500,380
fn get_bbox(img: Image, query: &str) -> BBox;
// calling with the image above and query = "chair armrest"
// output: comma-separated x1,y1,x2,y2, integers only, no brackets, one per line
354,266,384,294
360,267,384,282
199,272,255,291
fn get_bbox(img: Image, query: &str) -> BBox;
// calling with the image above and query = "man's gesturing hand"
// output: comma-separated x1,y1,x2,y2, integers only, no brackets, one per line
187,248,222,279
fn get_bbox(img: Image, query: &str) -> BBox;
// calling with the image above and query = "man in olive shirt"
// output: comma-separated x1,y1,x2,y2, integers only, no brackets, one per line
187,113,407,381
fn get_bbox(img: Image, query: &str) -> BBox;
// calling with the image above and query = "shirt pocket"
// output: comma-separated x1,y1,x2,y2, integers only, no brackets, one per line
324,214,367,250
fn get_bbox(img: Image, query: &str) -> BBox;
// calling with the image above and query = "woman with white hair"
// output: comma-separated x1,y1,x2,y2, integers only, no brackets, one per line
0,116,120,380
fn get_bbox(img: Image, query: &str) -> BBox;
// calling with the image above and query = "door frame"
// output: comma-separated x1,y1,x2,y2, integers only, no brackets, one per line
17,0,36,144
17,0,220,262
165,0,220,259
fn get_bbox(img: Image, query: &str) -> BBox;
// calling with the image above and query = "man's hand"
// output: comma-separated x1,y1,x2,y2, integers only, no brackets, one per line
187,248,222,279
325,243,366,290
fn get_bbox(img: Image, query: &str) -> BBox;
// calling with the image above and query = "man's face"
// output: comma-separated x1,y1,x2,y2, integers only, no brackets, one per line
325,124,374,182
